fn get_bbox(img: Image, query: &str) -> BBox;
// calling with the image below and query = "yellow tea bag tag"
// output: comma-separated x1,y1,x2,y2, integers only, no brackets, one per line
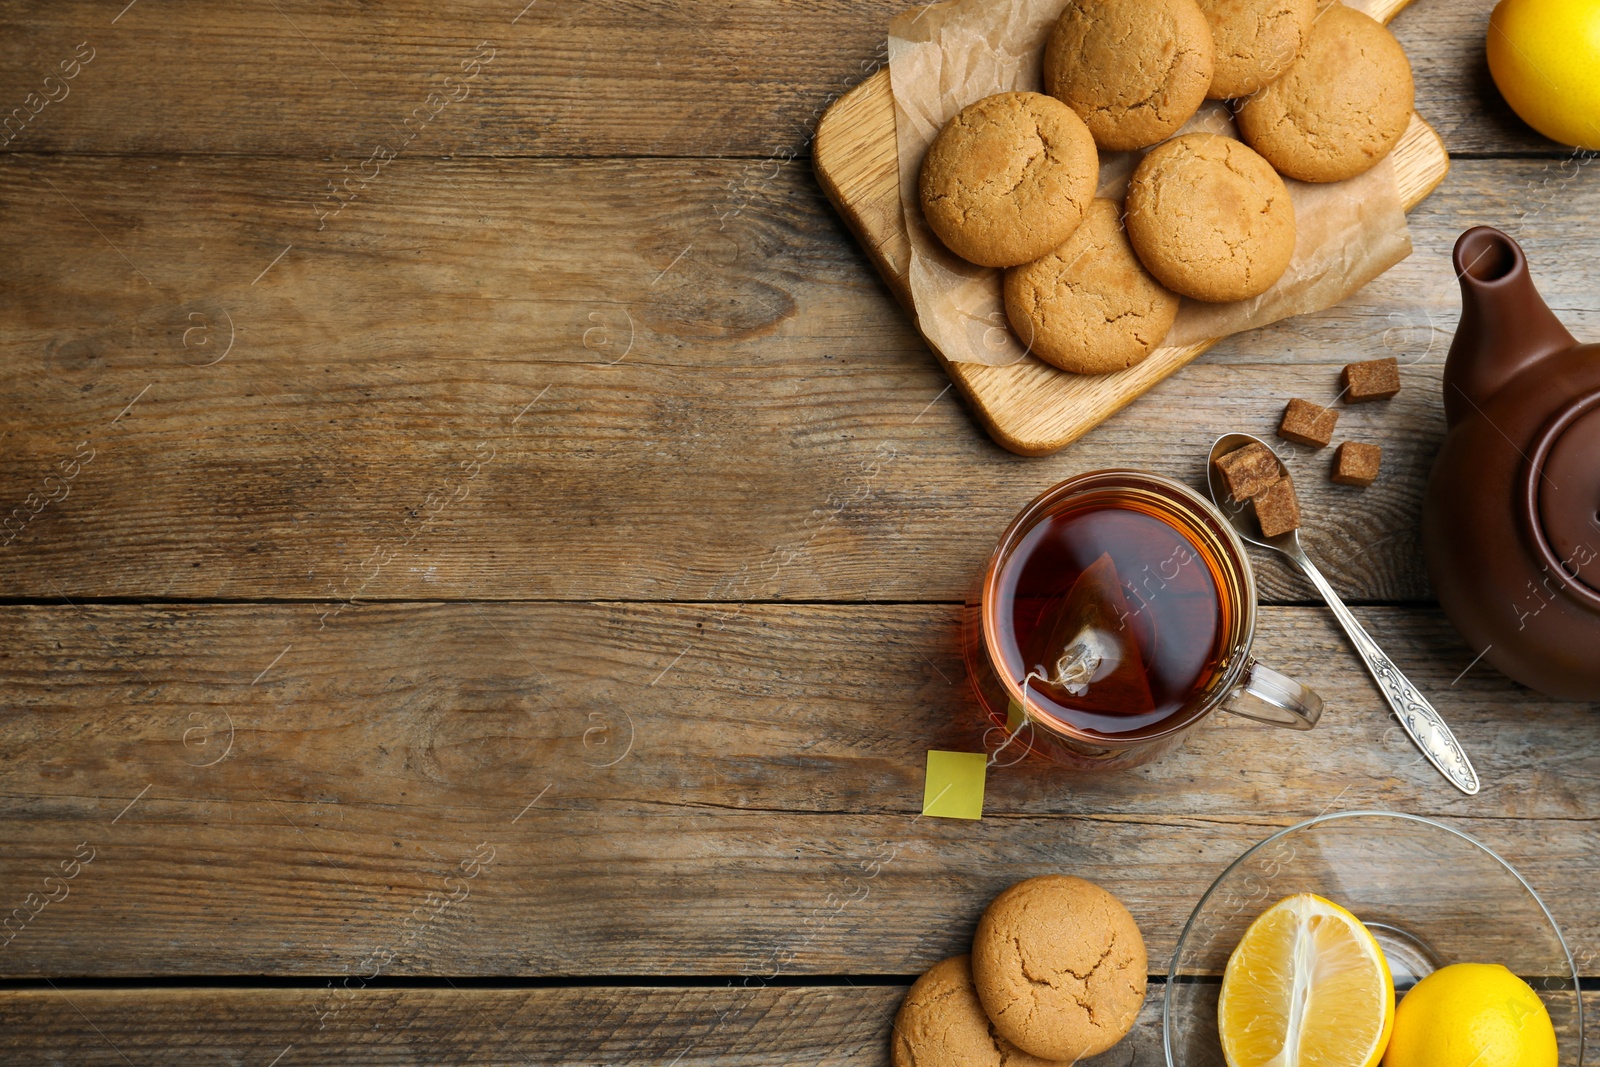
922,750,986,820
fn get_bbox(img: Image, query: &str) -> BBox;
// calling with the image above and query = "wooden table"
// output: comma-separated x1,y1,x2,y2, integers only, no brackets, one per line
0,1,1596,1062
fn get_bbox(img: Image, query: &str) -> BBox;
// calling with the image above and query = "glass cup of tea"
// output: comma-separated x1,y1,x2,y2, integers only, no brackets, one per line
962,469,1323,771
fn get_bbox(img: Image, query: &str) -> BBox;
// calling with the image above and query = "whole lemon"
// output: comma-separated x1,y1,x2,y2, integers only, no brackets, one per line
1383,963,1558,1067
1487,0,1600,150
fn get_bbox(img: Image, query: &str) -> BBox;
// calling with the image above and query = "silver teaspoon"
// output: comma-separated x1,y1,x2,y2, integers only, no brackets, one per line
1206,432,1480,796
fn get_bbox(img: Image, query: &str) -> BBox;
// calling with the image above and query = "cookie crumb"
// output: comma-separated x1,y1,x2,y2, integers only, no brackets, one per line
1277,397,1338,448
1331,441,1383,487
1342,357,1401,403
1213,442,1283,502
1252,477,1302,537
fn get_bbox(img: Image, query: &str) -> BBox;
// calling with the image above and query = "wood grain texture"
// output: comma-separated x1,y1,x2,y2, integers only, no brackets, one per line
1,0,1597,1063
0,601,1595,978
0,985,913,1065
0,985,1053,1066
0,0,1572,159
0,986,1586,1066
2,155,1598,603
0,986,1583,1067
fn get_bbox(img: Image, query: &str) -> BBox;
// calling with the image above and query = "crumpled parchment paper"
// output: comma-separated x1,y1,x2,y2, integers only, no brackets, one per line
888,0,1414,366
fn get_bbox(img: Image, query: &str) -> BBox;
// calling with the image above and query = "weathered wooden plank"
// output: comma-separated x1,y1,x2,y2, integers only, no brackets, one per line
1,155,1597,603
0,983,1164,1067
0,985,1587,1066
0,602,1595,977
0,984,910,1067
0,0,1572,159
0,984,1095,1067
3,984,1589,1067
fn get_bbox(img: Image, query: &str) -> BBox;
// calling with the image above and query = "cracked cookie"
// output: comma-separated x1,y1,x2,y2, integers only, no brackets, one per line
890,955,1067,1067
971,875,1147,1060
1043,0,1216,152
1003,198,1180,374
1125,132,1295,302
1197,0,1316,98
919,91,1099,269
1235,2,1414,182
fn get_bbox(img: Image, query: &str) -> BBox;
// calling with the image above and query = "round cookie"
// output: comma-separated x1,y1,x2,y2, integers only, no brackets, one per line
1125,133,1295,302
890,955,1067,1067
1235,2,1414,182
1044,0,1215,152
971,876,1148,1060
919,92,1099,269
1198,0,1317,98
1004,199,1180,374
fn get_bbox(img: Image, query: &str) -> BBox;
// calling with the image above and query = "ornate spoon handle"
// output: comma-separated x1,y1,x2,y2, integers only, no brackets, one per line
1294,553,1481,796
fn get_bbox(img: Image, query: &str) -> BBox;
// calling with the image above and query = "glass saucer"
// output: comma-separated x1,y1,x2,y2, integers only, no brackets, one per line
1164,810,1584,1066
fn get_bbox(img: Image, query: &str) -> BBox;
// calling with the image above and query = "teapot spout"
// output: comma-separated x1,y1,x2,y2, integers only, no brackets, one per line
1444,227,1576,427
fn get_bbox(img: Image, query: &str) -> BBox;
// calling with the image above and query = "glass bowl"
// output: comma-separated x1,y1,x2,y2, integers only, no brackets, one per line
1164,811,1584,1066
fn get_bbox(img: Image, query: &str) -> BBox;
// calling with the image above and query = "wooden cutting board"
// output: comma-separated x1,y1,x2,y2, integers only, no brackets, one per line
813,0,1449,456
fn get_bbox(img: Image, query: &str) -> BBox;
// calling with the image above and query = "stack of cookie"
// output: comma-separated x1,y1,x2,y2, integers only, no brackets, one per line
891,875,1148,1065
918,0,1415,376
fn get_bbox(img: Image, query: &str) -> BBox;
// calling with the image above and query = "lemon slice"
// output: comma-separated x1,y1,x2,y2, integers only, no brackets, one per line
1219,893,1395,1067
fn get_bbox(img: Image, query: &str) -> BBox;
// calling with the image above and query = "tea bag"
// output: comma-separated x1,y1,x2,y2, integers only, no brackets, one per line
1026,552,1156,713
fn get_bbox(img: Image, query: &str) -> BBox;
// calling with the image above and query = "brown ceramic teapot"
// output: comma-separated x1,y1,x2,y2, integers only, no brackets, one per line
1423,227,1600,701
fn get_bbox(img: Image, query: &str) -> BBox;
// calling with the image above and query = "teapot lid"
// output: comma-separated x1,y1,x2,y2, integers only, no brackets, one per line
1528,390,1600,601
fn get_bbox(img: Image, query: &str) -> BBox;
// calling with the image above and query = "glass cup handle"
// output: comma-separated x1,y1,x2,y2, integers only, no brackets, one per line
1221,657,1324,730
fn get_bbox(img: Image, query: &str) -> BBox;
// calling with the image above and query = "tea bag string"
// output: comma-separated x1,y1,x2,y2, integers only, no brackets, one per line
988,669,1050,769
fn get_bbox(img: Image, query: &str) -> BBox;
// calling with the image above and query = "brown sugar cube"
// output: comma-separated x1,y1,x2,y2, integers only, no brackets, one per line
1331,441,1383,487
1251,477,1302,538
1277,398,1339,448
1213,442,1284,502
1342,357,1401,403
